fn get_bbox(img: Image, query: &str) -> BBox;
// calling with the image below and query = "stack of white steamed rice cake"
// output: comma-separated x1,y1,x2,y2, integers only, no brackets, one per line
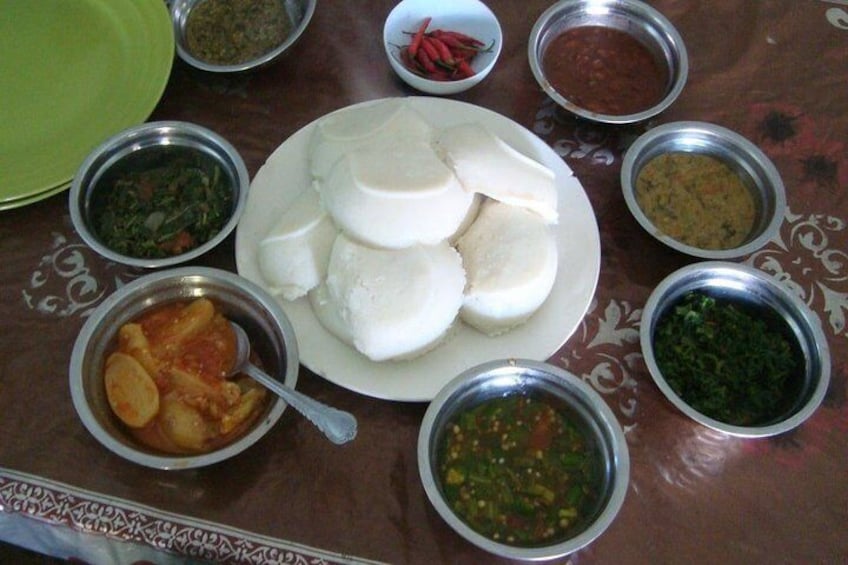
257,99,558,362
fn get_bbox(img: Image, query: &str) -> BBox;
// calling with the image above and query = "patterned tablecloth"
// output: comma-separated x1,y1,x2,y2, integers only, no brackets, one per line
1,1,846,563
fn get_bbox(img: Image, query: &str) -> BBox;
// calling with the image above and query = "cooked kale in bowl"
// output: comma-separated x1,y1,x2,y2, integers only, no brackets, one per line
70,121,248,268
641,262,830,437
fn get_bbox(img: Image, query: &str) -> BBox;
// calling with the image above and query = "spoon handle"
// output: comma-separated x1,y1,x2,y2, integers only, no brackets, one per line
242,364,358,445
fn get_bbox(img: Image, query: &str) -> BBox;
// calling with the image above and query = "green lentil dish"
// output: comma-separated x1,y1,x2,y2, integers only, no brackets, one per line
91,146,232,259
185,0,292,66
654,292,801,426
635,152,757,250
438,394,602,546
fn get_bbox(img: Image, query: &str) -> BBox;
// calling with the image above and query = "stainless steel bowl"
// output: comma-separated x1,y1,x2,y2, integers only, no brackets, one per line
418,359,629,560
69,121,248,269
69,267,299,469
621,121,786,259
170,0,316,73
641,262,830,438
528,0,688,124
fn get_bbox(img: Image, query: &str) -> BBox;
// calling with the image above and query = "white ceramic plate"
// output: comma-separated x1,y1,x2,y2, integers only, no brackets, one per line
235,97,600,402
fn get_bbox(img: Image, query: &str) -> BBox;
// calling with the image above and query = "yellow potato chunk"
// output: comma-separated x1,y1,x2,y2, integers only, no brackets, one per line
118,323,160,377
104,352,160,428
220,387,266,435
158,394,213,451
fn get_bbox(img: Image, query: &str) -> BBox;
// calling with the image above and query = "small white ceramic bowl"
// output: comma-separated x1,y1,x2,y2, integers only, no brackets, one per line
383,0,502,95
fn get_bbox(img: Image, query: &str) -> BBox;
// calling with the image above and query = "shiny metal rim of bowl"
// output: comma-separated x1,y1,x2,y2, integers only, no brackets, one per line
528,0,688,125
69,267,299,470
620,121,787,259
417,359,630,560
170,0,317,73
640,261,831,438
69,120,249,269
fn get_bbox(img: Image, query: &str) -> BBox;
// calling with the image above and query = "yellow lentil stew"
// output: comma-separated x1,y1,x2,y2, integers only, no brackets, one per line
635,152,757,250
438,394,603,546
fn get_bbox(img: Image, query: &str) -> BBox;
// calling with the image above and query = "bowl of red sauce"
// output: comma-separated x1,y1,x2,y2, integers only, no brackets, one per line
418,359,629,559
528,0,688,124
69,267,299,469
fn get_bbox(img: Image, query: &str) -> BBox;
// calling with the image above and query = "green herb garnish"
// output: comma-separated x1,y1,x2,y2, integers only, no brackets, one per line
654,292,800,426
92,147,232,259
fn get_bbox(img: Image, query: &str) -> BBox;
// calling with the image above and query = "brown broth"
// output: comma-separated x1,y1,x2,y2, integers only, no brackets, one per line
542,25,668,116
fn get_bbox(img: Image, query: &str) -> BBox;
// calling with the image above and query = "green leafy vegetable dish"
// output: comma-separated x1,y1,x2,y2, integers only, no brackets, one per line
91,146,233,259
438,393,603,547
653,291,802,426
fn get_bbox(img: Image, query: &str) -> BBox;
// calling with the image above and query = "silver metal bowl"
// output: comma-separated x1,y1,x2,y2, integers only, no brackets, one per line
418,359,629,560
170,0,316,73
621,121,786,259
641,262,830,438
69,267,299,469
69,121,248,269
528,0,688,124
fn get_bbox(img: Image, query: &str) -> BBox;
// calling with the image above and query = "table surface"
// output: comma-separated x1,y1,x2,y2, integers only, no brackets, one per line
1,1,847,563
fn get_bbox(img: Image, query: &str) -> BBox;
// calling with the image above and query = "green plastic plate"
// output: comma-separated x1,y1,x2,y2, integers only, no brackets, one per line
0,0,174,207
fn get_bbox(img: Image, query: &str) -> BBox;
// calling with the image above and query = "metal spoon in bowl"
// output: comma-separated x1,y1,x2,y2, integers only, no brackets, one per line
228,322,357,445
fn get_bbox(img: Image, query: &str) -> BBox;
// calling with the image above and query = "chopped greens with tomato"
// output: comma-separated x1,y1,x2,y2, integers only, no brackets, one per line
91,147,232,259
654,292,801,426
438,394,601,546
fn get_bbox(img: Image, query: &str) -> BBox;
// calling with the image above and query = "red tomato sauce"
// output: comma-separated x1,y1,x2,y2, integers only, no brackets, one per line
542,25,669,116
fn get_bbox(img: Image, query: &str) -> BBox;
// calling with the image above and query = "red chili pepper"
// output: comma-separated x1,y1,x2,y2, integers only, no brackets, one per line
400,46,421,74
398,19,490,81
427,36,455,66
429,31,469,51
415,47,438,74
432,29,484,47
456,59,475,79
408,17,431,58
420,36,441,63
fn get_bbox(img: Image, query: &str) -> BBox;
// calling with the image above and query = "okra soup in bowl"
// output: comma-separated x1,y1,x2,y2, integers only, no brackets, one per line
641,262,830,438
418,359,629,560
69,267,299,469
